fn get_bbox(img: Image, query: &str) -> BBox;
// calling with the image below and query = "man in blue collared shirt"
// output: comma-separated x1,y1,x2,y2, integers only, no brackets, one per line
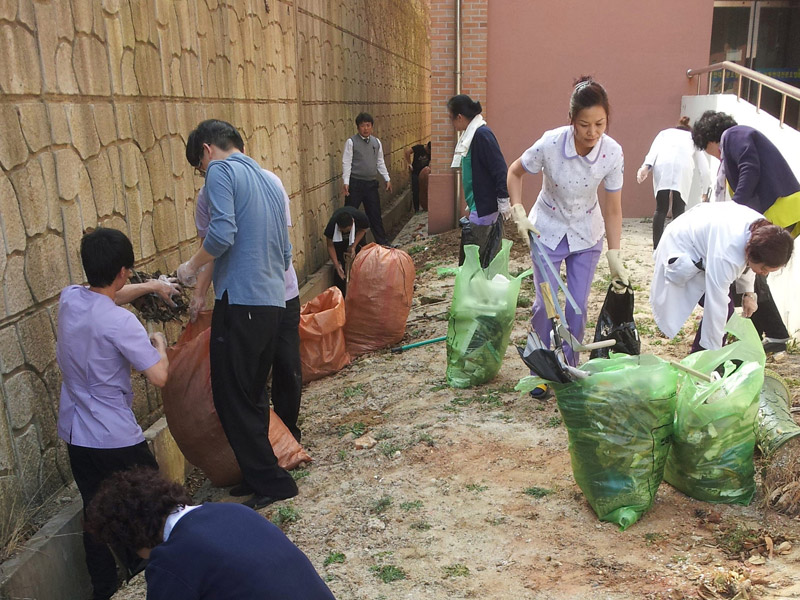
178,120,298,510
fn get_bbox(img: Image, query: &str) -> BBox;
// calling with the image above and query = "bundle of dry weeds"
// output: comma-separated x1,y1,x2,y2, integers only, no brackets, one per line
128,269,189,322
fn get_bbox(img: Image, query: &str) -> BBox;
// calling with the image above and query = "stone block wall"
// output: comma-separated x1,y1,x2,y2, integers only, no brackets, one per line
0,0,429,545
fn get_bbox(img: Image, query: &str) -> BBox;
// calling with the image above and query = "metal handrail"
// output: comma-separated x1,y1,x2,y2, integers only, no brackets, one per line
687,61,800,127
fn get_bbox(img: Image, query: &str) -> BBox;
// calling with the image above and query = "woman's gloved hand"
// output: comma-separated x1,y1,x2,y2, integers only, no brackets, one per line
510,204,539,247
606,249,630,293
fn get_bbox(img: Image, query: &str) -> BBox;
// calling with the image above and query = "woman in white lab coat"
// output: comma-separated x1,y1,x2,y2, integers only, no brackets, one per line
650,202,794,351
637,117,711,249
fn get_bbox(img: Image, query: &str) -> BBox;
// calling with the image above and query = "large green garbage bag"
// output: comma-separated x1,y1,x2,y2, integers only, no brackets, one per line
517,354,678,530
446,240,530,388
664,315,766,505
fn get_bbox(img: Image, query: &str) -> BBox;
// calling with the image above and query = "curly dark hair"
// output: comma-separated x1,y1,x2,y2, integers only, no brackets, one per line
86,468,192,551
691,110,737,150
746,219,794,267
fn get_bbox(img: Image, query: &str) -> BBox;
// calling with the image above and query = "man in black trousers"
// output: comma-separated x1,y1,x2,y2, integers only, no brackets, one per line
342,112,392,245
177,120,297,510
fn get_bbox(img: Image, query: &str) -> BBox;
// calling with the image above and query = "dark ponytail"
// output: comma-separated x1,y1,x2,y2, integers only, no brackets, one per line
447,94,483,120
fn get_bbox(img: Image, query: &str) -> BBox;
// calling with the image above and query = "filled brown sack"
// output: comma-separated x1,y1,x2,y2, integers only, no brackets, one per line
344,243,415,356
162,311,312,487
299,287,351,382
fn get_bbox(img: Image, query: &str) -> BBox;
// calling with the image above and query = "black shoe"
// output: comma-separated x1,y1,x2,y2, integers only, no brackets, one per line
229,482,255,497
242,495,281,510
763,341,787,354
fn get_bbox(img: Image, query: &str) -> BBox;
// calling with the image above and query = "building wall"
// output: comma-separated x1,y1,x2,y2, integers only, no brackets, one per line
428,0,714,232
0,0,429,543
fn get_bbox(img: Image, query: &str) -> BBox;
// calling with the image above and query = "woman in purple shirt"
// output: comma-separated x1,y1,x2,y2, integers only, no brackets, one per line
57,228,172,600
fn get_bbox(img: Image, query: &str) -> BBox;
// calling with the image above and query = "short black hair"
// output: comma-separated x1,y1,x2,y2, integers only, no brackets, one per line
355,112,373,126
335,212,354,229
185,119,245,167
87,468,192,551
691,111,737,150
447,94,482,120
80,228,135,287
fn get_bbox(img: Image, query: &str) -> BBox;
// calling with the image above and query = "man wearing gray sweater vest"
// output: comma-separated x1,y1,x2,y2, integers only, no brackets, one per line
342,112,392,245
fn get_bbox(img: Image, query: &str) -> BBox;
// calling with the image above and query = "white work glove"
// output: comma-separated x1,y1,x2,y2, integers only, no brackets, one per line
497,197,512,220
188,293,206,323
606,249,630,293
742,292,758,318
153,275,181,307
149,331,167,352
510,204,539,247
636,165,650,184
176,261,197,287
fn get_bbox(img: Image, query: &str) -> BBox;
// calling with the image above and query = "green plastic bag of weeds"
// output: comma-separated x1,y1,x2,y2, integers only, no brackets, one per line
446,240,531,388
517,354,678,530
664,315,765,505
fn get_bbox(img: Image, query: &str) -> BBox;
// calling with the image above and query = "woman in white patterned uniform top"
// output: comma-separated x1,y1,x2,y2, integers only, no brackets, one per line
507,76,629,382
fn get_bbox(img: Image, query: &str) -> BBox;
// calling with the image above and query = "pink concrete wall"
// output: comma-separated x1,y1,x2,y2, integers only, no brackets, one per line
486,0,715,217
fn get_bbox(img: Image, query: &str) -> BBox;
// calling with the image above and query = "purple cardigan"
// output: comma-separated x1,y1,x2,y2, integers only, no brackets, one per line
721,125,800,213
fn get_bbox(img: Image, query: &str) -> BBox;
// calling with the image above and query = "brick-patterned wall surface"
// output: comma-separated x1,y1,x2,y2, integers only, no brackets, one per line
428,0,487,233
0,0,429,541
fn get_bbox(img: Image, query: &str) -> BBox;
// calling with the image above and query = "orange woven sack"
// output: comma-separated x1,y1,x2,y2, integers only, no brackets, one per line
299,287,351,382
162,311,312,487
344,243,415,356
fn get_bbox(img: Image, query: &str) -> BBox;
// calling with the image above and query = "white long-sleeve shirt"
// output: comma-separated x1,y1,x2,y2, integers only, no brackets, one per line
642,128,711,199
342,136,390,185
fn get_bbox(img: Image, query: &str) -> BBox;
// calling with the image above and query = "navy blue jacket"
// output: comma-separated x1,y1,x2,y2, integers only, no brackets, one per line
146,503,336,600
722,125,800,213
469,125,509,217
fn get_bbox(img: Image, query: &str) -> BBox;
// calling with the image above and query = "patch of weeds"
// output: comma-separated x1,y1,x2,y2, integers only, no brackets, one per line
640,217,653,223
400,500,423,511
591,278,608,290
271,504,300,527
337,422,366,437
466,483,488,492
515,313,529,322
442,563,470,578
343,384,365,398
651,339,663,346
715,524,761,555
408,245,426,255
370,564,407,583
523,486,553,498
435,312,449,321
670,553,688,563
636,317,657,337
324,552,346,566
546,416,562,428
443,403,460,413
517,293,532,308
786,339,799,354
493,413,514,423
784,377,799,388
429,380,448,391
417,432,435,447
291,468,310,481
491,382,517,394
417,262,436,275
337,449,348,461
379,441,404,457
644,532,666,545
410,520,432,531
486,515,507,525
535,403,546,411
374,429,395,441
410,328,423,337
584,320,596,331
370,495,393,514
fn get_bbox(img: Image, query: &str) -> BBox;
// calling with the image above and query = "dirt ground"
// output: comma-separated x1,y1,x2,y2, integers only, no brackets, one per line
113,215,800,600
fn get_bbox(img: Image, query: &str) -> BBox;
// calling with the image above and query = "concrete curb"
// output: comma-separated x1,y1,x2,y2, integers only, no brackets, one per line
0,417,186,600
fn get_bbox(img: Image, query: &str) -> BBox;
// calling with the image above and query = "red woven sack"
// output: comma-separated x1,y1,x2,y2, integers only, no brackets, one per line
162,312,311,486
344,243,415,356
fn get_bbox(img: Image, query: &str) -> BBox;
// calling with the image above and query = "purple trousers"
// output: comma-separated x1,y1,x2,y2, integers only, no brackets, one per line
530,236,603,366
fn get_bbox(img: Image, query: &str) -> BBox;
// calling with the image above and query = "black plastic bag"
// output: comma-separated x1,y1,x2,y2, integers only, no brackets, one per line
458,217,503,269
590,284,640,359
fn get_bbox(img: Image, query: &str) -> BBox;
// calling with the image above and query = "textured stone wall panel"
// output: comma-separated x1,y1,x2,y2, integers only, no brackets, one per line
0,0,429,540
